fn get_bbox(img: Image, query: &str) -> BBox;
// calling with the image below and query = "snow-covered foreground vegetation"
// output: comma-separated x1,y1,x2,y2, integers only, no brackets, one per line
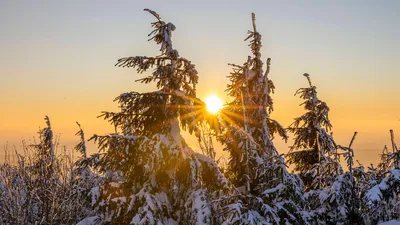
1,9,399,225
379,221,400,225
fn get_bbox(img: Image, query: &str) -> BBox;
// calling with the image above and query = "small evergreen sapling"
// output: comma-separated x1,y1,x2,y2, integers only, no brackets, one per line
287,74,341,191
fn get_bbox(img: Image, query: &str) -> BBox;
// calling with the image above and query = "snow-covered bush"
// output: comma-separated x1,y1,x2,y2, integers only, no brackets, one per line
0,117,94,224
305,172,363,225
364,167,400,223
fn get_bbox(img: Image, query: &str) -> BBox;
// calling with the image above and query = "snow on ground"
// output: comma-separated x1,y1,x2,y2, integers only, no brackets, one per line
76,216,99,225
379,220,400,225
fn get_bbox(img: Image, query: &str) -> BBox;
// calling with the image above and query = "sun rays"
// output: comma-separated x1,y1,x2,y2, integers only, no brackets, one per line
204,95,223,114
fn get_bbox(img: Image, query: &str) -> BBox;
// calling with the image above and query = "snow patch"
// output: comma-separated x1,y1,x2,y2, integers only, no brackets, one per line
76,216,100,225
379,220,400,225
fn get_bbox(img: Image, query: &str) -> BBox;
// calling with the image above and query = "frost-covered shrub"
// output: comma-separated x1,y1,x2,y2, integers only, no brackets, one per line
0,117,95,224
363,169,400,224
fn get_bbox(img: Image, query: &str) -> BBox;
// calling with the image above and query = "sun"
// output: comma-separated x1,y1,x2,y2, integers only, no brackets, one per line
204,95,223,114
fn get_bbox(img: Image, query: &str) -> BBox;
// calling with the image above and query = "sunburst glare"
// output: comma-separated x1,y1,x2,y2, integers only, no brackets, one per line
204,95,223,114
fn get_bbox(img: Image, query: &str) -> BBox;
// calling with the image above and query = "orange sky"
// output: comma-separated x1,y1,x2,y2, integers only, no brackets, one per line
1,1,399,166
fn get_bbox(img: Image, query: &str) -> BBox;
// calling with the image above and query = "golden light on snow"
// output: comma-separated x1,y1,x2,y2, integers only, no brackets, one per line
204,95,223,114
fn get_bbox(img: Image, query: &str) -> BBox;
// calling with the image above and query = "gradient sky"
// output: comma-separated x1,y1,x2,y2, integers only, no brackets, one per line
1,0,399,166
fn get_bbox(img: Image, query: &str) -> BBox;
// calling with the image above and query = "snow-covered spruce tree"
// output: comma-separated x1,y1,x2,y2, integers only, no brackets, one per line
286,75,350,224
287,74,341,191
215,13,307,224
80,9,228,225
363,130,400,224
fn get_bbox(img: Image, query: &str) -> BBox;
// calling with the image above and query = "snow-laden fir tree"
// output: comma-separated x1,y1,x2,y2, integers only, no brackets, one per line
287,74,341,191
215,13,307,225
79,9,228,225
285,75,351,224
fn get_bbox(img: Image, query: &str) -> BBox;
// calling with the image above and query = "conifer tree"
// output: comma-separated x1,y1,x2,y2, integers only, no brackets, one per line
287,74,341,191
216,13,307,225
80,9,228,225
